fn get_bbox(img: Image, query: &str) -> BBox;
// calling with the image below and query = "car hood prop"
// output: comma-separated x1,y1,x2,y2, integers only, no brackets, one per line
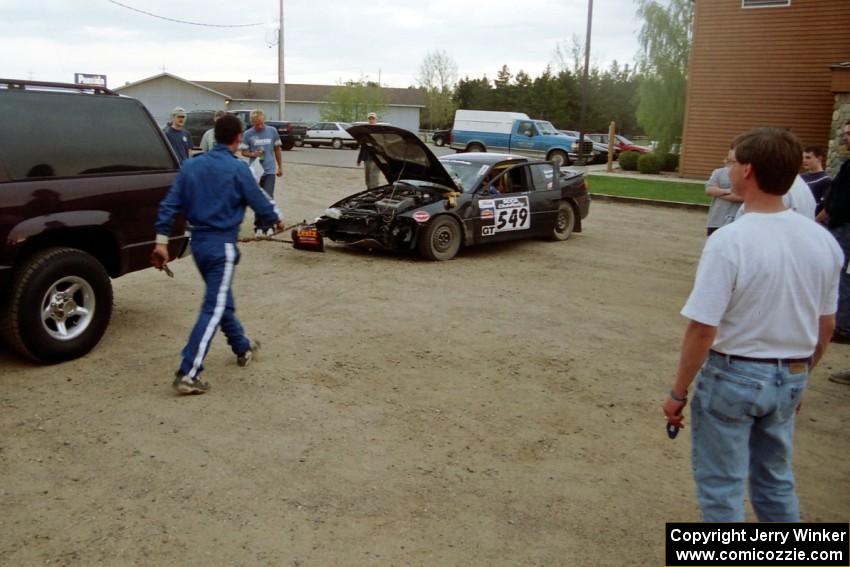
347,125,460,192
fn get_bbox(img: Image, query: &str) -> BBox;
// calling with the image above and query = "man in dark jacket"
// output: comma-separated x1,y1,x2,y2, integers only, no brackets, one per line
818,121,850,358
152,114,282,395
163,107,193,165
356,112,382,189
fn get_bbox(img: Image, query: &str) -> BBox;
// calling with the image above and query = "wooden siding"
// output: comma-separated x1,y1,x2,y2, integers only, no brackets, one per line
681,0,850,179
832,66,850,93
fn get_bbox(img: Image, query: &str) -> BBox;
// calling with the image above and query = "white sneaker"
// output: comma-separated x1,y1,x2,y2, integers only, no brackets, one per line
264,228,276,237
254,228,264,238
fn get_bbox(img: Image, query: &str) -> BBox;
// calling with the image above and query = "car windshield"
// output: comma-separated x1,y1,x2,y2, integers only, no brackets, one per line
440,159,487,193
617,135,635,145
340,123,352,129
535,121,560,135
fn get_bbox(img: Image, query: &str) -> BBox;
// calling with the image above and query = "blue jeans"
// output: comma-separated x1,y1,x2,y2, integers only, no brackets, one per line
691,351,808,522
830,224,850,334
255,174,277,230
178,239,251,379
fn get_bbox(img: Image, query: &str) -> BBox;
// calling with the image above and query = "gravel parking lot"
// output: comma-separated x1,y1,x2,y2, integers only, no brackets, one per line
1,162,848,566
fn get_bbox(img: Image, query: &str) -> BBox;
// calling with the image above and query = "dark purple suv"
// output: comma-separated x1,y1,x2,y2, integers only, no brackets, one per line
0,79,189,362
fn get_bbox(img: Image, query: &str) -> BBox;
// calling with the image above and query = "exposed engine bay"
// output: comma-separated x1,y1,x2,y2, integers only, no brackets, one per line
329,181,444,218
318,181,451,249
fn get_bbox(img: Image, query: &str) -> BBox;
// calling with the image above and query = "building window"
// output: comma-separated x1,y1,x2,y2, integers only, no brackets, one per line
742,0,791,7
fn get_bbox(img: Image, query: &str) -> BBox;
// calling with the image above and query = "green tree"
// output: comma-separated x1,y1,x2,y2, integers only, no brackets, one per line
453,76,492,110
321,79,387,122
634,0,693,152
417,50,458,130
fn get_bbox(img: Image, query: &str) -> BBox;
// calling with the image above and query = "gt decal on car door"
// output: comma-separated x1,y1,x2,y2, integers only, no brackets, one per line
479,196,530,236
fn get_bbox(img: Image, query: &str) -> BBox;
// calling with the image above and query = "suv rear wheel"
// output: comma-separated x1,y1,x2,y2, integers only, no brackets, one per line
1,248,113,363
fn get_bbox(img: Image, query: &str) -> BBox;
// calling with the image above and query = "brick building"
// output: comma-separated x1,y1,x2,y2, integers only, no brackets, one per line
680,0,850,179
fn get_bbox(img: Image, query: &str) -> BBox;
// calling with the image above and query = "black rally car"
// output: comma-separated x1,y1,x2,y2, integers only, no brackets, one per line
315,125,590,261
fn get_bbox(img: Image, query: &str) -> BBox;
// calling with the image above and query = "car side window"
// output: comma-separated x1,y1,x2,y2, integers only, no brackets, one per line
0,90,174,181
502,166,530,194
529,164,556,191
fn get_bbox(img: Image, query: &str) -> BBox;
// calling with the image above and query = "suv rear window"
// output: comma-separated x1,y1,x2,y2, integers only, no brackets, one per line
0,90,175,181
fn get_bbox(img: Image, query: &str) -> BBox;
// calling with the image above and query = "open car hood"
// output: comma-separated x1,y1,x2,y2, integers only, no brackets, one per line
347,125,459,192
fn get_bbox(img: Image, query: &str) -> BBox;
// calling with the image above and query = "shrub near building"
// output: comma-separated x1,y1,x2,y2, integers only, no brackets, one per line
619,151,641,171
637,153,663,174
660,152,679,172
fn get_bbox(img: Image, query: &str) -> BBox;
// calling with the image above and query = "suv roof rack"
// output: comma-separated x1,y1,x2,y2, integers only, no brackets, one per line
0,78,116,96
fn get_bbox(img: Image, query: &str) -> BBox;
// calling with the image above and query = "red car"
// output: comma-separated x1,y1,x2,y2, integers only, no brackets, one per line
586,133,651,156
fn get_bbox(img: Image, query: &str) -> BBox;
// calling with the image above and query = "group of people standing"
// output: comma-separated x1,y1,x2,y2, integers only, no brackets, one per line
667,122,850,522
164,106,284,238
704,123,850,354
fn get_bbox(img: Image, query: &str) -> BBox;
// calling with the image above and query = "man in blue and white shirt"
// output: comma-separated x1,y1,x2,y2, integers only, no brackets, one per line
152,114,282,395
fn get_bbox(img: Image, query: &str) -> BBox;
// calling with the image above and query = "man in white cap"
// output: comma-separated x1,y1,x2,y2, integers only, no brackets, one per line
356,112,381,189
164,106,193,165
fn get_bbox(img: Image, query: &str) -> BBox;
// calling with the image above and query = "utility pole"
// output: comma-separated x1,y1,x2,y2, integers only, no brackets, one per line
278,0,285,120
578,0,593,166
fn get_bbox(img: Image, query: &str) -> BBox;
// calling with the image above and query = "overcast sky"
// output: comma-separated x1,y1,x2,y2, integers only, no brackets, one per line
0,0,642,89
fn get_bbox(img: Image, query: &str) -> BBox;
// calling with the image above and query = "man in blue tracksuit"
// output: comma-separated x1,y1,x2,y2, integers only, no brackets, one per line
152,114,282,395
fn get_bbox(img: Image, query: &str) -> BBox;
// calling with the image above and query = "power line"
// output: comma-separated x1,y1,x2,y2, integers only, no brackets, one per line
106,0,263,28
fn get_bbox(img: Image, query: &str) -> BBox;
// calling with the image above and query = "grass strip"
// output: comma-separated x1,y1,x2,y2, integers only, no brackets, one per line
586,175,710,205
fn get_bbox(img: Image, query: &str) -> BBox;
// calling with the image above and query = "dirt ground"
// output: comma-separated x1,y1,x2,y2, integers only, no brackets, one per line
1,163,849,566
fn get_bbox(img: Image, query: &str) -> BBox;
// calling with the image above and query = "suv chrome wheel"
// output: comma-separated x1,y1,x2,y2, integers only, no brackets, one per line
41,275,96,341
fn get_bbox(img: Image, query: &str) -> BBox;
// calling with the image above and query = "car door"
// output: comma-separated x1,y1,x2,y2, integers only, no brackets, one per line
471,163,556,244
510,120,538,157
525,162,561,233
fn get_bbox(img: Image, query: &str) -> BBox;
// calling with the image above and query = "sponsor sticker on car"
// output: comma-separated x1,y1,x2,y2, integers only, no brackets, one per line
413,211,430,223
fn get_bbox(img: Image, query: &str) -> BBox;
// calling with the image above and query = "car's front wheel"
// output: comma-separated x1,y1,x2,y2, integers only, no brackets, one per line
551,202,576,241
0,248,113,363
434,135,445,147
418,216,462,261
331,138,343,149
294,139,304,147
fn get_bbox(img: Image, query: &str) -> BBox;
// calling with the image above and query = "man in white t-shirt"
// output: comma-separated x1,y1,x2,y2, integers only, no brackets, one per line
662,127,842,522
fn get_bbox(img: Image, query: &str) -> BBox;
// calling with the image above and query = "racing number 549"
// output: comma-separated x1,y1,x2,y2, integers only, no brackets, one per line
496,207,529,230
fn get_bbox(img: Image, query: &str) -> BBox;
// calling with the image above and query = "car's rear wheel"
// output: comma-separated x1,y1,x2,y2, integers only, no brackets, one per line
331,138,343,149
551,202,576,241
434,135,445,147
294,139,304,147
549,150,570,168
0,247,113,363
418,216,462,261
467,143,485,153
